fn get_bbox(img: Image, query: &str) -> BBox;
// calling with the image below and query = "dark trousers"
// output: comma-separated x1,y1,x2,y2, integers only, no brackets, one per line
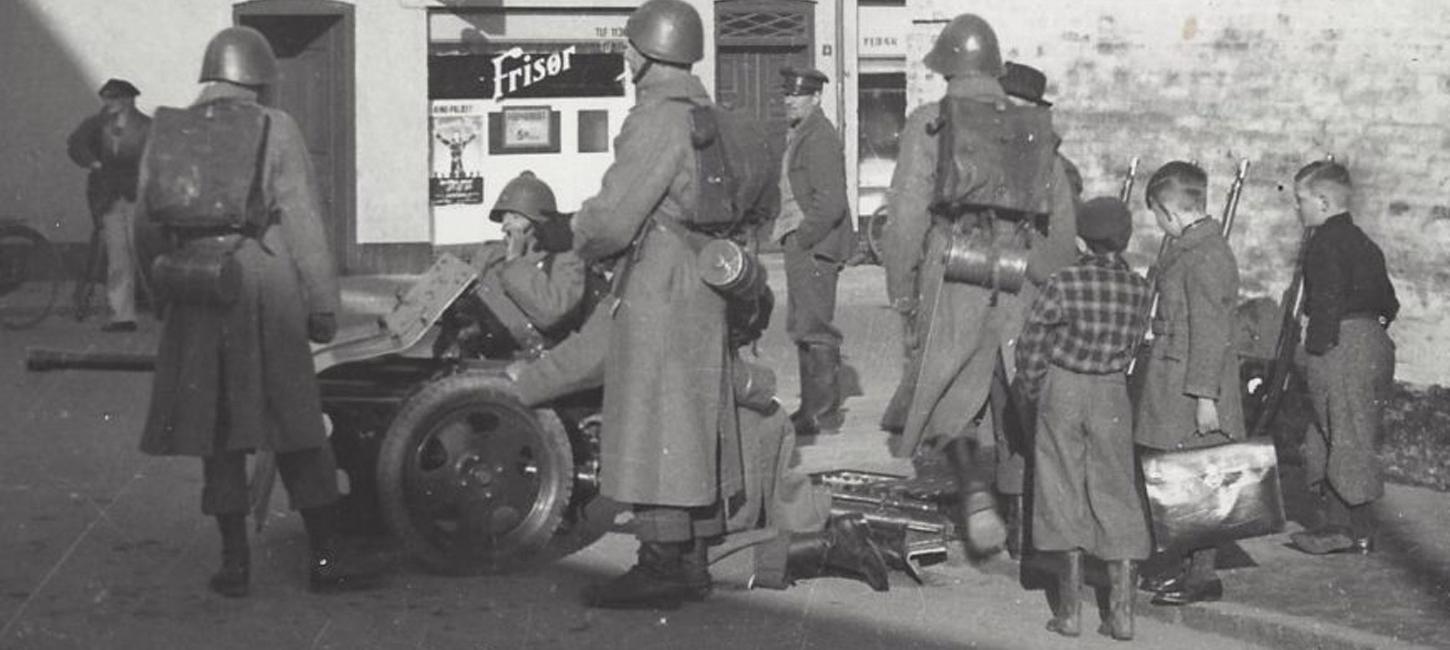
201,445,339,516
783,235,842,348
1031,366,1149,560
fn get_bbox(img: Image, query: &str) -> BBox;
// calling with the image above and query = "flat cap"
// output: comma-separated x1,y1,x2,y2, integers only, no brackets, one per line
780,66,828,95
999,62,1050,107
1077,196,1133,250
98,78,140,98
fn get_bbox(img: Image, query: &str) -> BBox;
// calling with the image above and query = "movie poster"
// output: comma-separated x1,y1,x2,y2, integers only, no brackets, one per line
429,101,486,206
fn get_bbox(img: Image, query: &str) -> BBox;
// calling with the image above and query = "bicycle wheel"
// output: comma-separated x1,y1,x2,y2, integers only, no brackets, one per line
865,204,889,264
0,224,63,330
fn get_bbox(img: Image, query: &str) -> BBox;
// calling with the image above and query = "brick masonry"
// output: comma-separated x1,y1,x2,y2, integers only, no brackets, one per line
905,0,1450,385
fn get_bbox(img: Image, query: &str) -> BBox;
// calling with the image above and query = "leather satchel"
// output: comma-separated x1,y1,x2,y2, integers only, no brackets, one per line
1140,434,1286,553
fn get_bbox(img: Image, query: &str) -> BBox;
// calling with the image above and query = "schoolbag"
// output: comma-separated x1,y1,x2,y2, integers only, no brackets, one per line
143,99,270,231
931,96,1059,219
677,101,778,236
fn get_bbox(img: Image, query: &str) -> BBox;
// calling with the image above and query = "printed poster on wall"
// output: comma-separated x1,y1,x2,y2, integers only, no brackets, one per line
430,101,486,206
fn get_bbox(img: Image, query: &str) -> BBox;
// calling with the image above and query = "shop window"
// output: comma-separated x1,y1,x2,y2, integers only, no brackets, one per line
578,110,610,153
858,71,906,200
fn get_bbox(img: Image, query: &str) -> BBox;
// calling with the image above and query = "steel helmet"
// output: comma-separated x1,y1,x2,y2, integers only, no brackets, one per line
489,171,558,223
924,14,1003,78
199,26,278,87
625,0,704,65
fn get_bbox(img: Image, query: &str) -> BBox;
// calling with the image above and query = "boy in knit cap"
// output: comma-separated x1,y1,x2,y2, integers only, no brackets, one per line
1015,196,1153,640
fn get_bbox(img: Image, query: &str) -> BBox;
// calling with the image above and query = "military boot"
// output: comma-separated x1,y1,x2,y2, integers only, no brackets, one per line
208,513,249,598
1099,560,1135,641
943,437,1006,557
790,345,842,436
784,514,890,591
678,538,713,601
583,541,694,609
1046,550,1083,637
301,505,382,594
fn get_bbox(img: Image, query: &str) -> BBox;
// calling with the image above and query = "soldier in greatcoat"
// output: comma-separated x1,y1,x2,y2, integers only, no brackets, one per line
770,66,856,437
879,14,1078,556
1285,161,1398,556
1133,161,1244,606
67,78,151,331
564,0,741,609
136,27,372,597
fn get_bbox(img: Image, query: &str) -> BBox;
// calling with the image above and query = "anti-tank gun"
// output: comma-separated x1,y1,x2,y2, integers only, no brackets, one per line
27,252,614,576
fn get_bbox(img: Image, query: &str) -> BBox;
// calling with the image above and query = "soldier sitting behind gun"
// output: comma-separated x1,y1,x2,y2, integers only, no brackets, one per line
438,172,599,360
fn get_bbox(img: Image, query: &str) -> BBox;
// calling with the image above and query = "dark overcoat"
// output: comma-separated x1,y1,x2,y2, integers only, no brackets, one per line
879,74,1078,456
1133,219,1245,449
782,108,854,262
139,84,339,457
67,105,151,216
571,68,741,508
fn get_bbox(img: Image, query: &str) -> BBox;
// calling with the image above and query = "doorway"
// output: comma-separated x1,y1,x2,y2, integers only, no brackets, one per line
715,0,813,163
234,0,356,272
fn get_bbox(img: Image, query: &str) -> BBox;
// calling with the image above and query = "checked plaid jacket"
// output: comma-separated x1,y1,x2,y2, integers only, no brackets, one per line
1014,252,1152,404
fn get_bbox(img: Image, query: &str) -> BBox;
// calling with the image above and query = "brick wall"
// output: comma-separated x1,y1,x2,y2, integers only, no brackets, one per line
906,0,1450,385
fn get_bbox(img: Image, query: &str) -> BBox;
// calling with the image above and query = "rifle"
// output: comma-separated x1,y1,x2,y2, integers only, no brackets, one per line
1246,154,1335,437
1249,228,1310,438
1128,158,1250,378
1119,157,1140,204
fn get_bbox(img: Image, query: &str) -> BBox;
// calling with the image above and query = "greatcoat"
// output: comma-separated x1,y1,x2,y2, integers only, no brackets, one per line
1133,219,1245,449
879,74,1078,457
139,83,339,457
571,67,741,508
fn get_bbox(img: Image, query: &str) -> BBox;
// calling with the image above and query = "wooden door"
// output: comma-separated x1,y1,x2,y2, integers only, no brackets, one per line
715,0,813,163
236,2,355,271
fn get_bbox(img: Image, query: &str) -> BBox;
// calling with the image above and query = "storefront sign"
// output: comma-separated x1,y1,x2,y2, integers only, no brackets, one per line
860,5,907,58
430,50,624,100
491,46,575,101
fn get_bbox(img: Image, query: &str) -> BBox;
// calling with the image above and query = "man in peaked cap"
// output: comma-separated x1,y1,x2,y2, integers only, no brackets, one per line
67,77,151,332
770,66,856,438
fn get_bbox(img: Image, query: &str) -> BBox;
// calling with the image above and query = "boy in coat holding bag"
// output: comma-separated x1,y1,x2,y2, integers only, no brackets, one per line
1132,161,1244,606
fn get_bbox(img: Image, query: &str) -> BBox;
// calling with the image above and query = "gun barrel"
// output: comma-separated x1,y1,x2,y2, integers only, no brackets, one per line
1119,156,1140,204
1221,158,1251,237
26,348,156,372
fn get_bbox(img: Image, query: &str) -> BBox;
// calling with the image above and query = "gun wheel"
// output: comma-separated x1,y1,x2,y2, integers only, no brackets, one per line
378,372,572,575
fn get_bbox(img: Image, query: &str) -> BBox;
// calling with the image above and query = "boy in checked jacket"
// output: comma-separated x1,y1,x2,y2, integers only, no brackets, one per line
1015,197,1153,640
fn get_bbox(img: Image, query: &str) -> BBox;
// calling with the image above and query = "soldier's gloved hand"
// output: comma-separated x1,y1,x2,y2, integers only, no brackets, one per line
308,311,338,344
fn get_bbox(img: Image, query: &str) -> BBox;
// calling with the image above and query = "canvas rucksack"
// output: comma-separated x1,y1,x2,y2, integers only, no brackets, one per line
143,99,271,232
930,96,1059,220
677,100,778,237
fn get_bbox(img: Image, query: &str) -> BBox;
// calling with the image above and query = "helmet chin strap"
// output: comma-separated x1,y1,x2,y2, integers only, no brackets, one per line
632,58,654,85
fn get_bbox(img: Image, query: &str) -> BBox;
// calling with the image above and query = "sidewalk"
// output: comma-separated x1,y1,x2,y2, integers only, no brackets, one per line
337,263,1450,649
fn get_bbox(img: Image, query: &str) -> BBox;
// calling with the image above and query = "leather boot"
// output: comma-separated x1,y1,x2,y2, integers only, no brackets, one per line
301,505,381,594
1046,550,1083,637
943,437,1005,557
583,541,694,609
208,513,249,598
678,538,713,601
784,514,890,591
1099,560,1135,641
790,345,842,436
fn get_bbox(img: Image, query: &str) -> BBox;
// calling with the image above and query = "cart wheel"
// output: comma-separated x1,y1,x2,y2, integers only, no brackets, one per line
377,372,573,575
865,204,889,265
538,415,620,561
0,223,62,330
